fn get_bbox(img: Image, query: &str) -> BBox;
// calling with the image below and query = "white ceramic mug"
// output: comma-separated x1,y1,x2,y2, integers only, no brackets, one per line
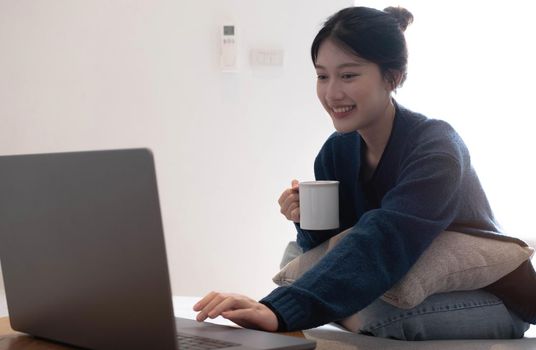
299,181,339,230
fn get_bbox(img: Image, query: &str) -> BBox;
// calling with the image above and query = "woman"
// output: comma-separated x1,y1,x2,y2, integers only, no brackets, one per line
194,6,535,340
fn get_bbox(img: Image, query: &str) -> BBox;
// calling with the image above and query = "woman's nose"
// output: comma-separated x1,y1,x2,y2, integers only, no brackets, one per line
326,80,344,101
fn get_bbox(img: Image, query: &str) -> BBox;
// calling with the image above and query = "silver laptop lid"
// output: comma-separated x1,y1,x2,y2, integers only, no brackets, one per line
0,149,177,350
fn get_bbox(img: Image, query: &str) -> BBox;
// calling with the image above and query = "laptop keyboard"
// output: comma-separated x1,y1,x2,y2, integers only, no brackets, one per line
177,332,240,349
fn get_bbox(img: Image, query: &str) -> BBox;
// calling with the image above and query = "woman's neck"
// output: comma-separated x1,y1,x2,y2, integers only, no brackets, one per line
360,99,396,153
359,99,396,171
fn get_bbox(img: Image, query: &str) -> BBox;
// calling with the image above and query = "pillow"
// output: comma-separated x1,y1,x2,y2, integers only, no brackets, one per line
381,231,534,308
273,229,534,331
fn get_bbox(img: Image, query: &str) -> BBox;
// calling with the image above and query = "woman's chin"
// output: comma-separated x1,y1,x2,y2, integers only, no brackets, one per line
332,121,359,134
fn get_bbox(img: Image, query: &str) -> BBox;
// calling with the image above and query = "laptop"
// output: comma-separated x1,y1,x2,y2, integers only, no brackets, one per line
0,149,315,350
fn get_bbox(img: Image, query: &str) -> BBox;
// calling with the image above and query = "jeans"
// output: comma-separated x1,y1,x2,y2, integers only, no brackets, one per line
356,290,530,341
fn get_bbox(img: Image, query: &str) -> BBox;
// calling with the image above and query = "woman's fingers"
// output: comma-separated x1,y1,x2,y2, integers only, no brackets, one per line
280,192,299,216
278,179,299,206
278,187,292,206
278,186,298,206
206,297,235,319
193,293,278,332
283,202,299,222
194,293,250,321
207,295,253,319
278,179,297,206
193,291,217,311
290,206,300,222
278,179,301,222
195,293,227,321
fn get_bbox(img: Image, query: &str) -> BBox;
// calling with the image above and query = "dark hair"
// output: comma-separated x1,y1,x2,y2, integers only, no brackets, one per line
311,6,414,89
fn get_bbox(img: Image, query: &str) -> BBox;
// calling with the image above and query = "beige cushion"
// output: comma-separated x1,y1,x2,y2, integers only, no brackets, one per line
273,229,534,332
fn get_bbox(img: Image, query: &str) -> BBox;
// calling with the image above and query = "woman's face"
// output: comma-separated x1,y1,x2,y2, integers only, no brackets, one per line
315,39,393,134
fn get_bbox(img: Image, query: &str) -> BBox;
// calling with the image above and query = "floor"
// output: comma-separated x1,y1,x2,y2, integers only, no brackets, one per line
305,330,536,350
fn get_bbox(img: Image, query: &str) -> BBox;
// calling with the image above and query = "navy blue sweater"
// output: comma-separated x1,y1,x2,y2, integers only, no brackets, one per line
260,101,533,331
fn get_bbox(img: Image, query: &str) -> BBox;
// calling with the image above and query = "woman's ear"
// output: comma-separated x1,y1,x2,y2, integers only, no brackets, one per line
384,70,403,92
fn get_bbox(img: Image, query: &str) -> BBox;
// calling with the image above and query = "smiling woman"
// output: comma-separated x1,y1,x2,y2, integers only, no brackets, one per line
194,5,536,339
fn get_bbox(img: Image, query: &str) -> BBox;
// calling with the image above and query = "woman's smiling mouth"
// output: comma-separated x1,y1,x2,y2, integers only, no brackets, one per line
331,105,356,119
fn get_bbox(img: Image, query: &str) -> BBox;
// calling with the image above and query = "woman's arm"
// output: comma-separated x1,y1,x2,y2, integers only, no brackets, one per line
261,150,464,331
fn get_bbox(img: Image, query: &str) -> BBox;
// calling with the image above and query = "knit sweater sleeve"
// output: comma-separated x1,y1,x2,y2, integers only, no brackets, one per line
261,134,466,331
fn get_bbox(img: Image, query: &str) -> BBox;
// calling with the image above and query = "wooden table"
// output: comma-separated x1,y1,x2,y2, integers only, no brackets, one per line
0,317,75,349
0,316,305,349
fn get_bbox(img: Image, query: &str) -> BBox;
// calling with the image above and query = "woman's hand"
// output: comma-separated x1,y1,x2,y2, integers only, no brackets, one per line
193,292,278,331
278,179,300,223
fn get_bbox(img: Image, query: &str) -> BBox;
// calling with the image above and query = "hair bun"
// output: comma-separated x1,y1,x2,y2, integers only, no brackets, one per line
384,6,414,32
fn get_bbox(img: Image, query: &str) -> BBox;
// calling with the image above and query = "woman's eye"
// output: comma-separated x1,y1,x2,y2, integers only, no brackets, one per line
317,75,327,81
341,73,359,80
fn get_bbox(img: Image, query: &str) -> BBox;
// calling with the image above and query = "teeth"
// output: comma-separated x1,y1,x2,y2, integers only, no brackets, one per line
332,105,354,113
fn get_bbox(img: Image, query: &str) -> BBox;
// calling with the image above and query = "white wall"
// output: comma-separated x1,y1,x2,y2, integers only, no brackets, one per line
0,0,353,298
1,0,534,300
354,0,536,246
